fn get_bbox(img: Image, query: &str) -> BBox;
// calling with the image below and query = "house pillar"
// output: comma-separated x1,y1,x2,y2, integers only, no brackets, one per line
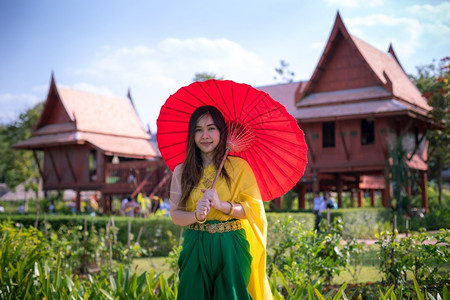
76,188,81,212
336,175,343,208
383,170,391,207
102,194,108,214
350,190,355,208
358,189,364,207
420,171,428,213
406,182,412,200
370,189,375,207
313,176,319,193
270,197,283,210
381,189,389,207
299,184,306,209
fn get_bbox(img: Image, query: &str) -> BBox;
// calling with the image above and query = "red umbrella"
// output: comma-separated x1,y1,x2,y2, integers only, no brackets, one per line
156,79,307,201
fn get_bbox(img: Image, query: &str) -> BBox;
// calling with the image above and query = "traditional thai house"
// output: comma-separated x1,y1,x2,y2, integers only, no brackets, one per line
259,12,432,212
13,75,171,213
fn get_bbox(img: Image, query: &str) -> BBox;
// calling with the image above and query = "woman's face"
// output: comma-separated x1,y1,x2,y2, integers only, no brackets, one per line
194,113,220,157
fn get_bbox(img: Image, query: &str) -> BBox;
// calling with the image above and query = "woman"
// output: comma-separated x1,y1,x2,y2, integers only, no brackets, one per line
170,106,272,300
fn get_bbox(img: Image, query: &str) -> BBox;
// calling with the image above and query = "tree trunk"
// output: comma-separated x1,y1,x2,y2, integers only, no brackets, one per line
437,155,442,205
34,193,40,228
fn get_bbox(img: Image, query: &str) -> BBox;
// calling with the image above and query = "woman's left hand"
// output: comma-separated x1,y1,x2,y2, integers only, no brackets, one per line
202,188,228,213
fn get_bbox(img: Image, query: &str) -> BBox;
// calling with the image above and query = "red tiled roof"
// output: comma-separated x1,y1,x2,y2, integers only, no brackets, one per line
297,86,391,107
387,154,428,171
360,175,385,189
292,99,425,122
14,77,158,158
405,154,428,171
296,12,431,118
14,132,78,149
13,131,157,158
350,35,431,111
257,81,306,115
57,87,149,139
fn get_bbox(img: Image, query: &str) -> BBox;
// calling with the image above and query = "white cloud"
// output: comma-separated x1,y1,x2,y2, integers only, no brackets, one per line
404,2,450,50
345,1,450,63
74,37,274,132
0,93,41,124
406,2,450,24
311,42,325,50
346,14,423,57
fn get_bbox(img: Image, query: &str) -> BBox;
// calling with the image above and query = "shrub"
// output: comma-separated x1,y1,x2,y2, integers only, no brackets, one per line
267,216,359,287
0,214,182,257
0,221,179,299
376,229,450,287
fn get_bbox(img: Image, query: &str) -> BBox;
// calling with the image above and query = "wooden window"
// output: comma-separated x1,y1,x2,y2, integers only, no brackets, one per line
89,149,97,181
322,121,335,148
361,118,375,145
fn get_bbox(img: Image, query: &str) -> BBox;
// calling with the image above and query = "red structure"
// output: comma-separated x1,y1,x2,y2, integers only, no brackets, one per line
259,13,432,211
13,74,170,213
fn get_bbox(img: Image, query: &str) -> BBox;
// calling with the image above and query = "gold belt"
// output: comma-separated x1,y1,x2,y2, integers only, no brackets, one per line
188,219,242,234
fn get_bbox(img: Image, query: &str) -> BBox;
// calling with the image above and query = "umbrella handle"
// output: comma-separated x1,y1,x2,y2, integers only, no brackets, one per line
211,148,230,189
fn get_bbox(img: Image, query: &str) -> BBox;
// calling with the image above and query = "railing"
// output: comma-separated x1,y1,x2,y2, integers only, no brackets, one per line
103,160,171,196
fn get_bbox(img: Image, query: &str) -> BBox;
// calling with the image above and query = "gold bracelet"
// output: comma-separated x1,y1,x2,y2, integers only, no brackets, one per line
194,211,206,224
225,201,234,215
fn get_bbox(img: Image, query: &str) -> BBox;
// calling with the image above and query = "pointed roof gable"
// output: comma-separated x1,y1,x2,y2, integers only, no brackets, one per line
296,12,431,115
296,12,380,99
15,76,157,158
54,87,149,139
35,74,73,129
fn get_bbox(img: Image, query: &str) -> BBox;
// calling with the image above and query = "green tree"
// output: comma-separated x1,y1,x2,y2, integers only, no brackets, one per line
410,57,450,204
192,72,223,82
389,138,411,214
0,102,43,211
273,60,295,83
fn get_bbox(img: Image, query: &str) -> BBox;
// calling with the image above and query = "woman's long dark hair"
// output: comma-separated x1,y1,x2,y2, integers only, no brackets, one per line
180,106,231,205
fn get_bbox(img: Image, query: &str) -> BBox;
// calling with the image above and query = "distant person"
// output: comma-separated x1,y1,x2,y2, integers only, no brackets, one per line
68,199,76,213
160,198,170,216
151,196,161,214
313,191,324,231
124,198,139,217
49,201,56,215
0,205,4,213
121,195,130,212
324,192,337,209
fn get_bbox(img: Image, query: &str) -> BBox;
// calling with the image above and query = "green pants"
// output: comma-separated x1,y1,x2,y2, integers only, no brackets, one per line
178,221,252,300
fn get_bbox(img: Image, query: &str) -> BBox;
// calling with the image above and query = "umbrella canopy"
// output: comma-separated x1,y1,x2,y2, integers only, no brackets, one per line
157,79,307,201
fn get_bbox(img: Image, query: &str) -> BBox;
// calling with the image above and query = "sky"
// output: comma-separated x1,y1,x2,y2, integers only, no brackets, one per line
1,0,449,133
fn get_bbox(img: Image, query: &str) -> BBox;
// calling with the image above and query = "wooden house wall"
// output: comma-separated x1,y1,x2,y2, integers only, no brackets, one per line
314,33,380,93
43,145,104,190
303,120,381,174
45,95,72,125
302,115,428,180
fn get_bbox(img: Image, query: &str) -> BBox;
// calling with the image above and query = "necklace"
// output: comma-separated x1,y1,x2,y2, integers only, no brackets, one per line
201,166,216,189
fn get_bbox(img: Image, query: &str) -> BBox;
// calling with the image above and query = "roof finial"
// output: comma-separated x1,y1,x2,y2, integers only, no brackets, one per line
387,43,405,73
50,70,56,88
127,87,136,108
336,10,342,21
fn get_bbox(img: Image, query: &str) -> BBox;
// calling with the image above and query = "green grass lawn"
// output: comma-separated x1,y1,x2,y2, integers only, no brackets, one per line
132,256,172,277
132,240,449,285
333,244,382,284
132,244,385,284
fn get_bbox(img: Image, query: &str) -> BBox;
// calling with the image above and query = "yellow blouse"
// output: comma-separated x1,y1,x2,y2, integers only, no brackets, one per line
186,156,273,300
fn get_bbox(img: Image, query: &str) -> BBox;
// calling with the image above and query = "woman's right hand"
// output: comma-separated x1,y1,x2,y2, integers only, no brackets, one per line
195,197,211,220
